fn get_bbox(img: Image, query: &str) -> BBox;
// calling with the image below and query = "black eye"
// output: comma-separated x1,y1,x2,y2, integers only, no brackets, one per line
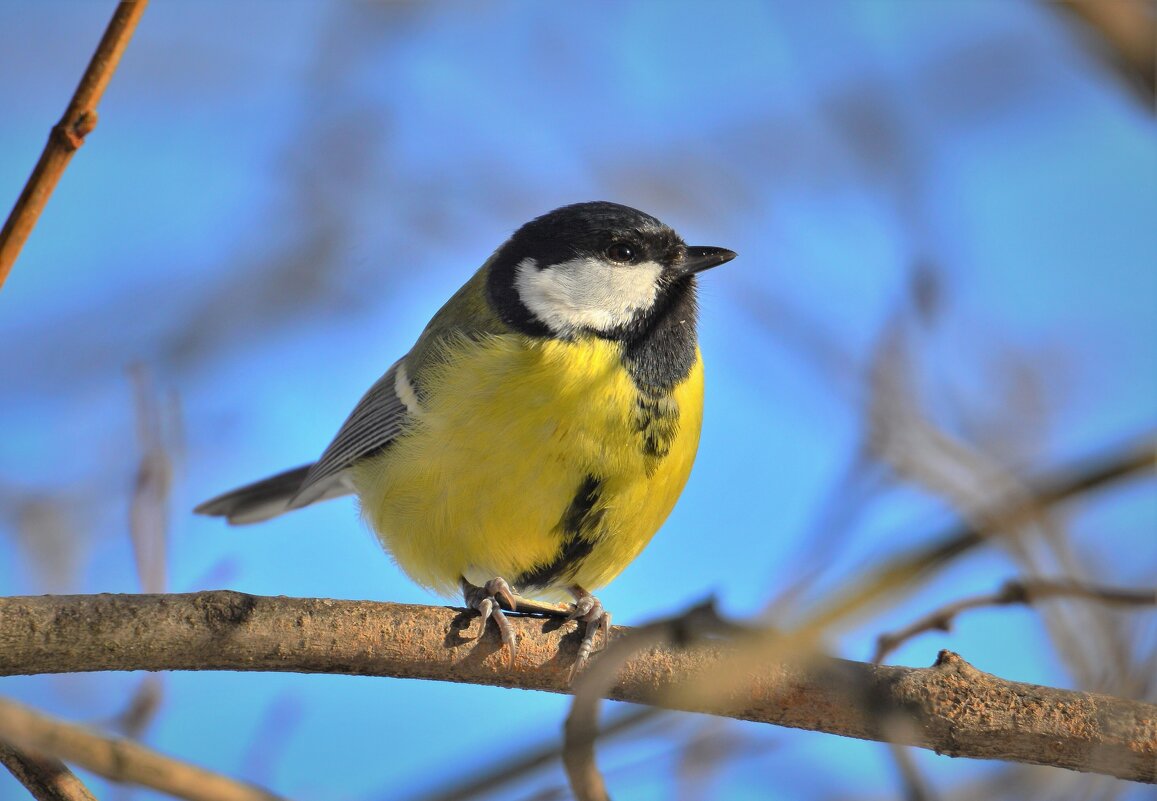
605,242,637,263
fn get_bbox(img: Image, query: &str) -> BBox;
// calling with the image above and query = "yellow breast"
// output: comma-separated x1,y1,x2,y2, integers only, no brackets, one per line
351,333,704,601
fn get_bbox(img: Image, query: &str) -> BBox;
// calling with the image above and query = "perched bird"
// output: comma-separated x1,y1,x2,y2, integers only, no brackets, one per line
196,201,735,673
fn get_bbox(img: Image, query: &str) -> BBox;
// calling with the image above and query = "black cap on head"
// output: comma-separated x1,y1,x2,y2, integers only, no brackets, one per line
507,201,686,269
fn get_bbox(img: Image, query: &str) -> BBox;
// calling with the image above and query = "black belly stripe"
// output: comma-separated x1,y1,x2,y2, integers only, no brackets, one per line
514,474,604,591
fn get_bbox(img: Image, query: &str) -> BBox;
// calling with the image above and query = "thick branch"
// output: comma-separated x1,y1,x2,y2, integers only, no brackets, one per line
0,592,1152,783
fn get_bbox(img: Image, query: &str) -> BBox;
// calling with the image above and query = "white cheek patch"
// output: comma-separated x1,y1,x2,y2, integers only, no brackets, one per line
514,256,663,336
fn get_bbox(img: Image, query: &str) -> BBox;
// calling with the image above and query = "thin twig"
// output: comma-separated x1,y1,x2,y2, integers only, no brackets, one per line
406,708,655,801
873,579,1157,664
128,364,173,597
859,292,1149,691
807,434,1156,632
887,742,939,801
0,740,97,801
0,0,149,290
0,697,290,801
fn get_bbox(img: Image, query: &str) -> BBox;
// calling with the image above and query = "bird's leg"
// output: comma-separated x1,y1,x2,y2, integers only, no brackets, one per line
460,576,518,666
567,585,611,679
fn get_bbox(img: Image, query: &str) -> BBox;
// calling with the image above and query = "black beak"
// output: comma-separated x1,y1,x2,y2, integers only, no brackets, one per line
680,245,737,275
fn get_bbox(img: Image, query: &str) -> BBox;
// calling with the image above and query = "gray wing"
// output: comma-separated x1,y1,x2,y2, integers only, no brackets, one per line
289,357,415,508
195,464,319,524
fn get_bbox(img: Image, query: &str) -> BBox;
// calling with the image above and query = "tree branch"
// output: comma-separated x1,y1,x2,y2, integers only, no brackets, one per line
0,0,149,291
0,740,97,801
807,434,1156,629
0,698,289,801
1054,0,1156,104
564,600,746,801
873,579,1157,664
1,592,1153,783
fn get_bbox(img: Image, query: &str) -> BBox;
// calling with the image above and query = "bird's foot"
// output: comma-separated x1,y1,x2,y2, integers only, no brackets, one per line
567,586,611,680
460,577,518,666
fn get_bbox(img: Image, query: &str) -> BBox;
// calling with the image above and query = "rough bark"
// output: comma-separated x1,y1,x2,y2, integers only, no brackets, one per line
0,592,1152,783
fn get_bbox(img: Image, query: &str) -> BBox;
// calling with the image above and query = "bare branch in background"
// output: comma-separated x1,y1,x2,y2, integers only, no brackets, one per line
0,698,290,801
563,601,740,801
0,740,97,801
128,364,176,597
888,742,939,801
405,708,656,801
0,0,149,290
1054,0,1157,104
864,297,1151,691
108,674,164,743
804,434,1155,630
873,579,1157,665
409,710,768,801
109,365,182,744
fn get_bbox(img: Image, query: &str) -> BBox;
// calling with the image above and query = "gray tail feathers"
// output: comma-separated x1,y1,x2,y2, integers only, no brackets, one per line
194,464,354,525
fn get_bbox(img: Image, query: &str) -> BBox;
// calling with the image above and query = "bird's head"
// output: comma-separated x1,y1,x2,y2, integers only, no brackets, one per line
487,201,735,340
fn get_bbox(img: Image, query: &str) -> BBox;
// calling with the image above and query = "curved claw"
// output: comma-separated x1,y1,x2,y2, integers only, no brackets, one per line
487,577,518,613
567,587,611,681
461,577,519,667
475,596,495,631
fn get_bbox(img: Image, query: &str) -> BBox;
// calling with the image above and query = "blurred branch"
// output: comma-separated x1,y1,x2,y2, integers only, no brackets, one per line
0,0,148,291
863,290,1149,690
128,364,175,597
564,601,744,801
0,697,289,801
808,433,1156,630
564,601,745,801
0,740,97,801
888,742,938,801
0,592,1153,783
408,708,656,801
873,579,1157,664
1053,0,1156,105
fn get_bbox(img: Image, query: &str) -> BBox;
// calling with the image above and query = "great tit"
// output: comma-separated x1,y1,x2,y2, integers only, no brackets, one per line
196,201,736,672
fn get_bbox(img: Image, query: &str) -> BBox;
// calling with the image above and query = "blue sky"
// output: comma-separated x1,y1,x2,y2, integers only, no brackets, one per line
1,2,1154,800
